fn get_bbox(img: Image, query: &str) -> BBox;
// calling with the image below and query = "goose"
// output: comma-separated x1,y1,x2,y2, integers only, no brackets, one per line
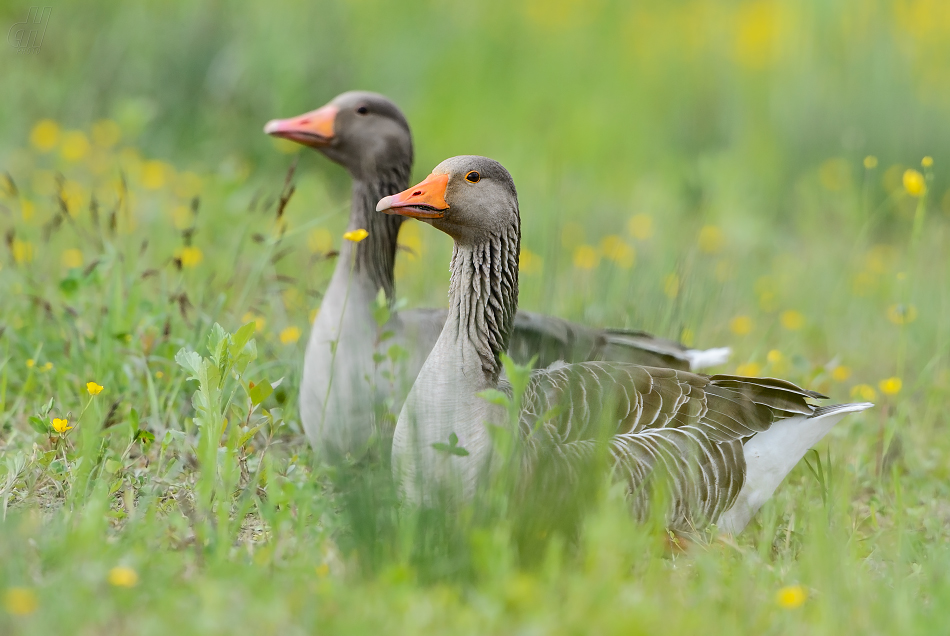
377,155,873,533
264,92,730,459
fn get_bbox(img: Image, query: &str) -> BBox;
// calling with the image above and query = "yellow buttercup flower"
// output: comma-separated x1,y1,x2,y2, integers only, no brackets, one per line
3,587,38,616
879,377,902,396
26,359,35,368
903,169,926,197
697,225,725,254
730,315,753,336
308,228,333,253
851,384,877,401
280,326,301,345
87,382,104,396
12,239,34,265
142,160,169,190
572,245,599,270
519,248,543,275
627,213,654,240
663,273,680,299
42,362,53,371
863,155,878,170
242,313,266,333
832,366,851,382
175,246,203,268
30,119,60,152
600,235,635,268
92,119,121,148
62,248,83,269
108,566,139,588
60,130,90,162
736,362,762,377
776,585,807,609
52,418,72,434
780,310,804,331
921,156,933,168
343,228,369,243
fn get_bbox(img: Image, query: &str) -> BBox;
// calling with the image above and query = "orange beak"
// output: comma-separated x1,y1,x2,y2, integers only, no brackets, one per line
376,173,450,219
263,104,338,147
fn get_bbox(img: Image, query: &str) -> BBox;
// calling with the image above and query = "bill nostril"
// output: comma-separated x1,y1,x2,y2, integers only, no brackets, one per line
299,119,310,124
412,190,423,197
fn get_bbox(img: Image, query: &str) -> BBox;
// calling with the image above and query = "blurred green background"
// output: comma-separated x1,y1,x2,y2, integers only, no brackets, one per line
1,1,949,633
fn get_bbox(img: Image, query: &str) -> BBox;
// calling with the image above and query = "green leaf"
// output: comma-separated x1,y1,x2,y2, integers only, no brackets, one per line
477,389,510,407
28,416,49,435
175,349,203,378
40,397,55,418
134,429,155,446
249,380,273,406
128,407,140,438
231,321,256,354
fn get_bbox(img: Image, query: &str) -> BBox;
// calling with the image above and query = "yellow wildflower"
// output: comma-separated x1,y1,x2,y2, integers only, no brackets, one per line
519,248,543,275
30,119,60,152
736,362,762,377
308,228,333,253
62,248,83,269
730,315,753,336
921,156,933,168
242,313,266,333
142,160,169,190
42,362,53,371
171,205,193,230
600,235,635,268
903,169,926,197
767,350,783,364
879,377,902,396
91,119,121,148
572,245,599,270
60,131,90,161
886,304,917,325
697,225,725,254
832,366,851,382
175,246,203,268
21,200,35,222
52,418,72,434
280,326,301,345
680,327,695,347
663,273,680,299
776,585,807,609
3,587,38,616
26,359,35,368
627,213,654,240
851,384,877,401
12,239,34,265
343,228,369,243
863,155,878,170
780,310,805,331
108,566,139,588
86,382,104,396
155,371,164,379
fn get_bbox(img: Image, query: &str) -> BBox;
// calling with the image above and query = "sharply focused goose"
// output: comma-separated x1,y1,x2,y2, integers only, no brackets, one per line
377,156,873,533
265,92,729,459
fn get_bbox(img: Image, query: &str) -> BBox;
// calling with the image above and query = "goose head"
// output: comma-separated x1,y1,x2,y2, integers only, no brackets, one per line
375,155,519,243
264,91,413,179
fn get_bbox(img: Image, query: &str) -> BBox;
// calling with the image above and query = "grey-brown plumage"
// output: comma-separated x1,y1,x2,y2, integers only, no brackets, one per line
381,155,872,533
266,92,729,459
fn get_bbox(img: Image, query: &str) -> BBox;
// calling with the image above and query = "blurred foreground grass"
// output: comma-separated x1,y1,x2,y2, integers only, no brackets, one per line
0,0,949,633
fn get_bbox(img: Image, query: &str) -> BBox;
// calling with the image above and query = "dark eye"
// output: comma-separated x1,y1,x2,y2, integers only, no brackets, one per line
356,105,369,115
465,171,480,183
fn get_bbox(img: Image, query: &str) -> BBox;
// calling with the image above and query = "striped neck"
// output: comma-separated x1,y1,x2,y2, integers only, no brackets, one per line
445,224,521,383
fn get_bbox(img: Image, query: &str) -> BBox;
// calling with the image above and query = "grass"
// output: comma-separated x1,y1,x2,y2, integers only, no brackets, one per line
1,0,949,633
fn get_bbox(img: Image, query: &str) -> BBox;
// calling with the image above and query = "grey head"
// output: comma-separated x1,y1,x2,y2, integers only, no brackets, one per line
376,155,520,244
264,90,413,180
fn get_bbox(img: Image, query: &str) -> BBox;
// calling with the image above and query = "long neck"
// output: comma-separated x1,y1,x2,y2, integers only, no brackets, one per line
335,162,411,300
442,225,521,385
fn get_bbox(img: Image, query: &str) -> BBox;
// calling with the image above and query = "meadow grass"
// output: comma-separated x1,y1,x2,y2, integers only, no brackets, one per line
1,0,949,633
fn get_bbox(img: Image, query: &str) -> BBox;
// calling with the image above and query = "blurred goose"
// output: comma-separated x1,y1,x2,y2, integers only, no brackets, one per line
265,92,729,459
377,156,872,533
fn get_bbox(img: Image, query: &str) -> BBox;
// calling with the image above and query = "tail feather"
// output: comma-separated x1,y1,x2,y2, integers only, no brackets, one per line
604,331,732,371
716,401,873,534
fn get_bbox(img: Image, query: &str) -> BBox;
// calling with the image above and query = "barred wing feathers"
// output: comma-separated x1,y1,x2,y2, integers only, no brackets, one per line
517,363,843,532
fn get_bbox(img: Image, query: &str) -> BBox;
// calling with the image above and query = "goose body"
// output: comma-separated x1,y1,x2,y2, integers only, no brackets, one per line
379,156,872,533
266,92,729,459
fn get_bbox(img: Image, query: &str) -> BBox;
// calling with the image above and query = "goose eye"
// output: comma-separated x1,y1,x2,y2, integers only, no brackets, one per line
356,106,369,115
465,171,480,183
